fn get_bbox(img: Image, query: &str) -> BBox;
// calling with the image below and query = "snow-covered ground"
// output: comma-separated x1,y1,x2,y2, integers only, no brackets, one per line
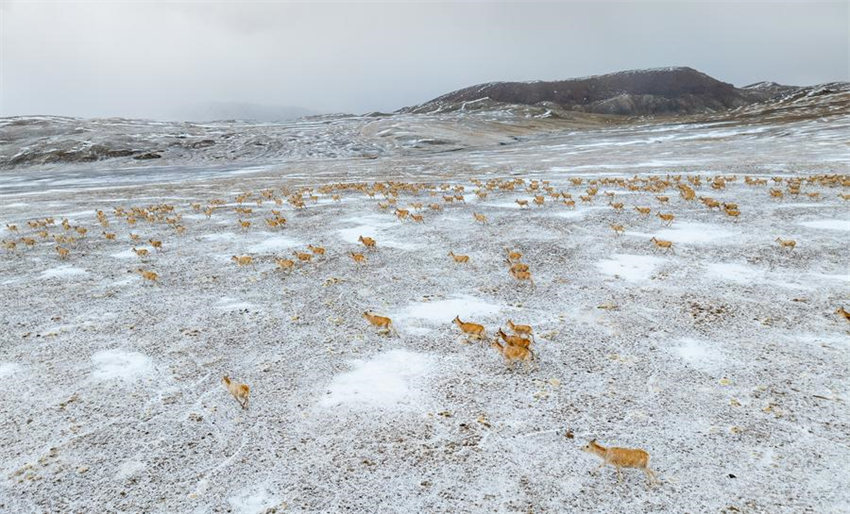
0,116,849,512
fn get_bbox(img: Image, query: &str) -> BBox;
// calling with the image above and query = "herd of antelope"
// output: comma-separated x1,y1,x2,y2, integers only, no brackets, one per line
3,172,849,487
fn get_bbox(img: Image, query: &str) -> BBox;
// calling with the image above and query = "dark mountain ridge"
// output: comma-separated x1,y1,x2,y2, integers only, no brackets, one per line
401,67,805,116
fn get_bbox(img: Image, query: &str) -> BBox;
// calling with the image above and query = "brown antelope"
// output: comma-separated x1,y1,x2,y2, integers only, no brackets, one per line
231,255,254,266
363,311,395,334
55,246,70,259
75,227,87,236
657,213,674,226
293,251,313,262
358,235,376,249
634,207,651,216
137,269,158,283
505,249,522,262
5,224,18,233
453,316,486,341
510,268,535,286
133,247,149,258
2,240,17,251
582,439,659,486
411,214,424,223
473,212,487,223
149,239,163,252
21,237,36,247
650,237,673,253
562,199,576,208
275,258,295,271
610,202,624,211
222,376,250,409
610,224,625,236
103,232,116,240
655,196,669,204
395,208,410,220
129,233,140,241
307,244,326,256
579,195,593,203
515,199,529,208
448,251,470,263
508,261,529,273
507,319,534,340
490,339,534,367
836,307,850,322
722,202,738,211
238,219,251,230
533,195,545,206
497,328,532,349
775,238,796,250
349,252,366,264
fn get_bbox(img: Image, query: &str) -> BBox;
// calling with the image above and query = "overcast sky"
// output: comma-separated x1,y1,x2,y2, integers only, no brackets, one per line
1,0,847,119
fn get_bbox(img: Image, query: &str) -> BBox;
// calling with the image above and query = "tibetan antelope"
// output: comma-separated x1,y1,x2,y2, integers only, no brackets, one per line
473,213,487,223
448,251,469,263
349,252,366,264
515,199,529,208
137,269,158,283
490,340,534,367
275,258,295,271
453,316,486,341
835,307,850,322
634,206,651,216
610,224,625,236
55,246,70,259
293,251,313,262
775,238,796,250
657,213,674,226
496,328,532,349
358,235,376,249
582,439,659,487
506,249,522,262
231,255,253,266
307,244,326,256
363,311,395,335
222,376,250,409
506,319,534,340
650,237,673,253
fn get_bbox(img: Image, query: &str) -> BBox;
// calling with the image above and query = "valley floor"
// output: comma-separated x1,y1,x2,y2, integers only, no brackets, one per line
0,150,848,512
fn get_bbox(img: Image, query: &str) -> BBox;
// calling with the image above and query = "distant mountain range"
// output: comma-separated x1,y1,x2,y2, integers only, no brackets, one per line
401,67,843,116
166,102,317,122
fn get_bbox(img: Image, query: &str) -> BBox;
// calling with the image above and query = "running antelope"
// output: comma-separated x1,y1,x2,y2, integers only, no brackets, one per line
137,269,158,283
775,238,796,250
363,311,395,335
657,213,675,226
275,258,295,271
650,237,673,253
496,328,532,349
231,255,254,266
222,376,250,409
582,439,659,487
490,339,534,367
448,251,470,263
307,244,326,256
506,319,534,340
358,235,376,249
453,316,486,341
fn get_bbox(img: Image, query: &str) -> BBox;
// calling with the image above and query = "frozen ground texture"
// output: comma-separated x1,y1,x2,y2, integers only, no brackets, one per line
0,107,849,513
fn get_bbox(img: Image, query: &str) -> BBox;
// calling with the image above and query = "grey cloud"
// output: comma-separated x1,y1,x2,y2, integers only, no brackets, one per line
1,1,847,119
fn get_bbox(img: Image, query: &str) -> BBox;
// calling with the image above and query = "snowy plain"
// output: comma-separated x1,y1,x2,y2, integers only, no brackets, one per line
0,110,849,513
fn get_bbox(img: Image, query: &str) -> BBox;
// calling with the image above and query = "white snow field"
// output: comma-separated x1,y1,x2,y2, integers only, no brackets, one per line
0,112,849,513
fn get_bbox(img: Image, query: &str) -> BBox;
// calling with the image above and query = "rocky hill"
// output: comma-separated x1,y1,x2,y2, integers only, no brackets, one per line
402,67,789,116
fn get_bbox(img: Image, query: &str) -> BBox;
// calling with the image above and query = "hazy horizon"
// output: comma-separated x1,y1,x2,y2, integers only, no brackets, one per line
1,0,847,120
